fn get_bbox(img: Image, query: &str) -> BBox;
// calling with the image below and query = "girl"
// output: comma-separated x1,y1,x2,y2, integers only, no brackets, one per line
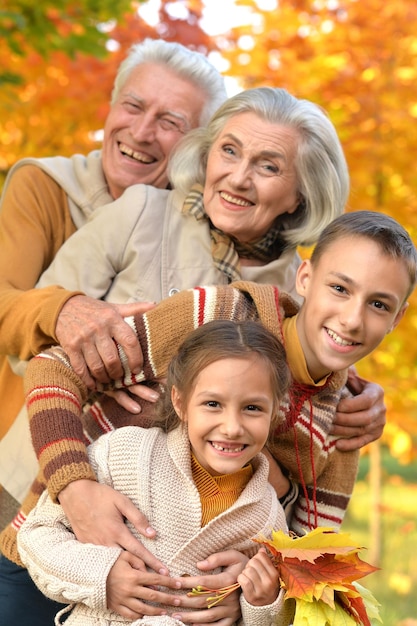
18,320,293,626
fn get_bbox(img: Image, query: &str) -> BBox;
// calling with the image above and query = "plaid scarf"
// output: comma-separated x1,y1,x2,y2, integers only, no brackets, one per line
182,184,286,283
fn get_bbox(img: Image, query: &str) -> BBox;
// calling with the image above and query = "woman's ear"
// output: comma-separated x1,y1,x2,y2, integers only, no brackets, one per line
171,386,186,422
295,259,313,299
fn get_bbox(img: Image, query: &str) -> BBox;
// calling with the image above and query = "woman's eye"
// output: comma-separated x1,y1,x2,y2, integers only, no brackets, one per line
222,145,236,156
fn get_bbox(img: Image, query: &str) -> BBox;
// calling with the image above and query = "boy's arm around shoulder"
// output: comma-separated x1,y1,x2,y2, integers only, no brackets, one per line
24,346,93,503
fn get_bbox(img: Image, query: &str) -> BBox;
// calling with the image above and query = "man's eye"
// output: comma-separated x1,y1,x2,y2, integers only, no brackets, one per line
160,119,183,132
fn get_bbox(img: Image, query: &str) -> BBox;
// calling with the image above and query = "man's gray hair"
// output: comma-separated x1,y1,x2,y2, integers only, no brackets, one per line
111,38,227,126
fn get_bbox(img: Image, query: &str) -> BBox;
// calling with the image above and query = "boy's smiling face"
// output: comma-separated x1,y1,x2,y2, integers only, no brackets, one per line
295,235,410,382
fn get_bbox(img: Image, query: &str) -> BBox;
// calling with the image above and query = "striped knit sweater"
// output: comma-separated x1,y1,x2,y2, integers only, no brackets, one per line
1,281,359,565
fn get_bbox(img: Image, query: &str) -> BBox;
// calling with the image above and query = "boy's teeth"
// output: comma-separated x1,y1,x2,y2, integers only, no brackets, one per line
326,328,354,346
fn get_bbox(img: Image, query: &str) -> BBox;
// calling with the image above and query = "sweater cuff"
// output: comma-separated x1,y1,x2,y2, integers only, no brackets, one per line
279,479,299,523
240,588,293,625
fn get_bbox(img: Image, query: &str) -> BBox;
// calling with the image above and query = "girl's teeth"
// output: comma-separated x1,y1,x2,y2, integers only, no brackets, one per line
211,442,244,452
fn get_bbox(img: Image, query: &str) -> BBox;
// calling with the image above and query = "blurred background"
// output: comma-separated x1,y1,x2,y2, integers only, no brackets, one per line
1,1,416,622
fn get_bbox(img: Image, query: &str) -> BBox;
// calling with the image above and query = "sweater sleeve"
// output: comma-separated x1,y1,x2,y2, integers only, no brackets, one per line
24,347,95,502
239,591,294,626
0,165,82,359
17,488,121,609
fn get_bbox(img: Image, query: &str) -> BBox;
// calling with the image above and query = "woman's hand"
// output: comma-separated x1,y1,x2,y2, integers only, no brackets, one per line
58,480,168,574
55,295,155,388
107,552,182,619
171,551,248,625
332,367,386,451
237,548,279,606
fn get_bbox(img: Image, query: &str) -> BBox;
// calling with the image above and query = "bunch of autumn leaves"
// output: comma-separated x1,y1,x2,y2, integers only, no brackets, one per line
190,527,381,626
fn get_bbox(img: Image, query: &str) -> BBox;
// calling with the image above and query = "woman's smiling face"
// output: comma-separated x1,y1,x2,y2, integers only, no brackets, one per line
203,111,300,243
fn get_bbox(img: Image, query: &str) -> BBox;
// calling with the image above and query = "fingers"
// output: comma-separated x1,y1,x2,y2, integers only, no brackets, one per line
173,591,241,624
55,295,145,387
238,549,279,606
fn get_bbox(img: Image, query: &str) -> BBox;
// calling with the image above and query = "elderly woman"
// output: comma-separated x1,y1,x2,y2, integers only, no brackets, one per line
3,88,381,624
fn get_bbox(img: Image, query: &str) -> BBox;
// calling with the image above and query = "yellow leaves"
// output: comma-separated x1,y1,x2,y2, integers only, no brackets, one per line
191,527,381,625
255,527,361,563
255,527,381,626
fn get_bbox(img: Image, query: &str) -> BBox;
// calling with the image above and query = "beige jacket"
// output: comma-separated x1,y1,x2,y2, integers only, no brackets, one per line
37,183,302,305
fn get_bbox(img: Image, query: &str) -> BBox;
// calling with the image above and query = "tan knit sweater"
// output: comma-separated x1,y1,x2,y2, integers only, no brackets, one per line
1,281,359,565
17,426,291,626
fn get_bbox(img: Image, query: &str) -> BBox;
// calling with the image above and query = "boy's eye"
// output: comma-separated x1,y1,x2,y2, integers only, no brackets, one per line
372,300,389,311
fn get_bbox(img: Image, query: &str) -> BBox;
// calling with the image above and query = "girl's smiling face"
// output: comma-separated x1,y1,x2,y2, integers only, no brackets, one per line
203,112,300,243
172,354,275,476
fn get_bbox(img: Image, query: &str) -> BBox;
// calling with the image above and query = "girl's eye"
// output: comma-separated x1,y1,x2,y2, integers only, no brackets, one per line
331,284,347,294
246,404,261,412
206,400,220,408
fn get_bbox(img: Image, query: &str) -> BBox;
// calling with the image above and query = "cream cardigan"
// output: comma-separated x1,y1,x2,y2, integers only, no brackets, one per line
18,426,292,626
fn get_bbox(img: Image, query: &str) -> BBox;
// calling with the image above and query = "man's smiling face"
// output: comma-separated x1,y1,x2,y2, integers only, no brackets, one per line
102,62,207,198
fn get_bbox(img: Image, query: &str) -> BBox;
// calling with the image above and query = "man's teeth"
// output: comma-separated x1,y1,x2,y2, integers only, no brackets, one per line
220,191,252,207
326,328,355,346
120,144,154,164
211,442,245,452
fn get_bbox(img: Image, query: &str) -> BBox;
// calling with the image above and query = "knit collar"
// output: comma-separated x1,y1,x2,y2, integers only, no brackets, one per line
182,184,287,283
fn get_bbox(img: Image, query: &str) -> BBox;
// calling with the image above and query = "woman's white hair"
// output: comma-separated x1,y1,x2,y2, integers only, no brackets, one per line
169,87,349,247
111,38,227,126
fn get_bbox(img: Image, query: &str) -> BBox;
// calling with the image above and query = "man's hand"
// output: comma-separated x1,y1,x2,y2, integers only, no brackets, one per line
55,295,155,387
105,384,160,415
332,367,386,451
58,480,168,574
107,552,182,619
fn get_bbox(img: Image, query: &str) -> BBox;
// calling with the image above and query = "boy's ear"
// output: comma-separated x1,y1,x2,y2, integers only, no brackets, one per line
389,301,409,334
171,386,186,421
296,259,313,298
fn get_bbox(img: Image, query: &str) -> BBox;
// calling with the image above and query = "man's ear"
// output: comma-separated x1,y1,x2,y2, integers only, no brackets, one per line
389,301,409,333
295,259,313,299
171,386,186,422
